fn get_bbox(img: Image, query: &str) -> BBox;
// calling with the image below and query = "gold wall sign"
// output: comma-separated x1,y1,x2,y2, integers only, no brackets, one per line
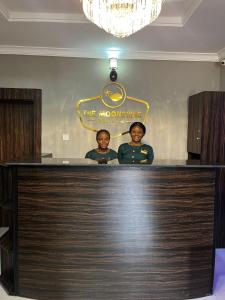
76,82,149,137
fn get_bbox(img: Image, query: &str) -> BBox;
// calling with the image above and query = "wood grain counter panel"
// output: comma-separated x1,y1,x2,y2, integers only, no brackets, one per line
16,166,215,300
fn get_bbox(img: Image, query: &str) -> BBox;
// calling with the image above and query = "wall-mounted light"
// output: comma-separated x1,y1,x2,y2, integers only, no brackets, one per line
109,57,118,70
109,57,118,82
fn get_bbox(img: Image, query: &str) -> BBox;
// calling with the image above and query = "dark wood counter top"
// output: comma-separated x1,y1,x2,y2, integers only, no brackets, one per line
4,157,224,168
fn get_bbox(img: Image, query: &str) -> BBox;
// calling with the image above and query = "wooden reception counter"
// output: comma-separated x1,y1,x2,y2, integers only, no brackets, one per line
0,159,223,300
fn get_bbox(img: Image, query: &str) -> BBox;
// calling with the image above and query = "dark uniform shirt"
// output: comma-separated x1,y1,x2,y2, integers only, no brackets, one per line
118,143,154,164
85,149,117,161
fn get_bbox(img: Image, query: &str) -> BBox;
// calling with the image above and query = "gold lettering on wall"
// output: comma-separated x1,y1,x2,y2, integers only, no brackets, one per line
76,82,149,137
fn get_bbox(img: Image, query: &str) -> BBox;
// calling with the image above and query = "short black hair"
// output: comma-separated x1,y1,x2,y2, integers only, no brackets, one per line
96,129,110,140
129,122,146,135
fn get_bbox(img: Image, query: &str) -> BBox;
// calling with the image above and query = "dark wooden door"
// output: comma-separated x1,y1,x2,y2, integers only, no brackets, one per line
201,92,225,164
187,93,203,155
0,88,41,162
0,100,34,161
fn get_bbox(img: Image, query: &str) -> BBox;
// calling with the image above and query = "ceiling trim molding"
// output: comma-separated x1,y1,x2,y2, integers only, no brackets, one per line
8,12,88,23
0,45,219,62
182,0,203,25
3,11,184,27
0,0,202,27
218,47,225,60
151,16,183,27
121,51,219,62
0,1,9,19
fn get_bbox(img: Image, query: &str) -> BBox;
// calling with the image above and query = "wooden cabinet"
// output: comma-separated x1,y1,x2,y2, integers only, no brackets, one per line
187,91,225,163
0,88,42,294
187,91,225,248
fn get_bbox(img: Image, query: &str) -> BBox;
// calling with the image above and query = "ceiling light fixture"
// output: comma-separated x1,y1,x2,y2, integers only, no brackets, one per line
82,0,164,38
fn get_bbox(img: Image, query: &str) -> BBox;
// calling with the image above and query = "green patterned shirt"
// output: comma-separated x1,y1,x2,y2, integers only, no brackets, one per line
85,149,117,161
118,143,154,164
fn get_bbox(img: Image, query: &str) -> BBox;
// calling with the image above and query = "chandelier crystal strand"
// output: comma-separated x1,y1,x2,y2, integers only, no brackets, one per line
82,0,164,38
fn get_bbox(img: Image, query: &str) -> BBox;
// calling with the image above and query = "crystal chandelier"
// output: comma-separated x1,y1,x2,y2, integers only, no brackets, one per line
82,0,164,38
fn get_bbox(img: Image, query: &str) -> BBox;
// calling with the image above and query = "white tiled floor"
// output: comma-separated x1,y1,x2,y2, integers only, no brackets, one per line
0,249,225,300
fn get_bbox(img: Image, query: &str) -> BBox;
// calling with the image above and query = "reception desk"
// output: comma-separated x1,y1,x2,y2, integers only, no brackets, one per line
0,159,222,300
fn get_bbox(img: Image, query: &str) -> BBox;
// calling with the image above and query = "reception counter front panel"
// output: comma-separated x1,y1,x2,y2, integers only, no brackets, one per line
11,164,215,300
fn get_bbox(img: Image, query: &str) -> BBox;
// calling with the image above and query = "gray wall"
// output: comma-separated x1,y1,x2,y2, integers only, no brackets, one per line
0,55,220,160
220,66,225,90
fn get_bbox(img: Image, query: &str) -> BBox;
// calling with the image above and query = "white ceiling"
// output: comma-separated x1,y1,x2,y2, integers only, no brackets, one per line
0,0,225,61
